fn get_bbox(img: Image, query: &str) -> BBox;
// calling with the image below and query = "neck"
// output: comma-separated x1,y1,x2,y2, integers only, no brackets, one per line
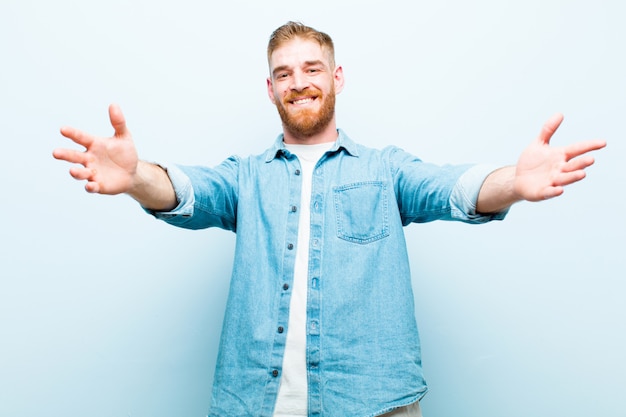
282,120,339,145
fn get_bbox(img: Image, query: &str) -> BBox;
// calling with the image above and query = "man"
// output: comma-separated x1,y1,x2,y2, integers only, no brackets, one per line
53,22,605,417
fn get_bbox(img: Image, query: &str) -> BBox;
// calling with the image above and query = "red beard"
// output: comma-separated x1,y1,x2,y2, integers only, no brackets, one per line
275,86,336,138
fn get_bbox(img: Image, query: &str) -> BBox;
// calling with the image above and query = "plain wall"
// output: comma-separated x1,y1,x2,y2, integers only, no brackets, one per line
1,0,624,416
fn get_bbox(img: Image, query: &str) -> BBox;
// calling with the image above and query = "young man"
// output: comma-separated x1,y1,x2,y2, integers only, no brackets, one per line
53,22,605,417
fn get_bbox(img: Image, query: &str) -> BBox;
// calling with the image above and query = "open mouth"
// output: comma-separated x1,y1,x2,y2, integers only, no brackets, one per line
286,91,320,107
291,97,316,105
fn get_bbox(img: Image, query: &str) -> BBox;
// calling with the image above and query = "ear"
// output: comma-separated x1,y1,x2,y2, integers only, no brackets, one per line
267,77,277,104
333,65,345,94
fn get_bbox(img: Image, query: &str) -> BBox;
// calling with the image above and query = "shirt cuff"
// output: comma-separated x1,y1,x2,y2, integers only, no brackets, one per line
450,164,509,223
144,163,195,218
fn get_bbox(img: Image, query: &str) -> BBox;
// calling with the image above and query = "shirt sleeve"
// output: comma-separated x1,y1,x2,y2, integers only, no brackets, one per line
143,163,195,218
389,146,509,225
146,164,195,216
449,164,509,223
144,157,239,231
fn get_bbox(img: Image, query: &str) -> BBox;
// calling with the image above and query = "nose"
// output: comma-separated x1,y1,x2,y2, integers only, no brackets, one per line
290,70,310,92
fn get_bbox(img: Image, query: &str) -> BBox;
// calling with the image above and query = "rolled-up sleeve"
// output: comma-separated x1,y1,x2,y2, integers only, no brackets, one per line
144,163,195,219
143,157,239,231
449,164,509,223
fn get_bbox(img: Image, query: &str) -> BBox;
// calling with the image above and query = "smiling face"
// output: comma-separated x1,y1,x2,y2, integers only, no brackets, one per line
267,37,344,143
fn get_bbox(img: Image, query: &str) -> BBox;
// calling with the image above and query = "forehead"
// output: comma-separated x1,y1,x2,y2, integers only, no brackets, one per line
269,38,331,71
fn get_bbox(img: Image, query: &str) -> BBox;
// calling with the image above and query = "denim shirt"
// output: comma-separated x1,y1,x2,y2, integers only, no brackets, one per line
150,130,506,417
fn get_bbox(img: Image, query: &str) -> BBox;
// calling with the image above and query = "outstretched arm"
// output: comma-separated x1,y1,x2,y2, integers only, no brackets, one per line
53,104,178,211
476,113,606,214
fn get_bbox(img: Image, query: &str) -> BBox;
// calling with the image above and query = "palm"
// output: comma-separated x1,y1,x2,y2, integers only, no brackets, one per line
513,114,605,202
54,104,138,195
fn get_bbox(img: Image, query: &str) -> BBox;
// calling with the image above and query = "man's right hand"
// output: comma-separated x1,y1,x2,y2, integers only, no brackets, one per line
54,104,177,211
54,104,139,195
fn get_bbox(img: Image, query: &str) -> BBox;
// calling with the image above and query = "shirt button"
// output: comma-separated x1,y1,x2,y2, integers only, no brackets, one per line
278,326,284,333
295,169,301,176
272,370,279,377
283,283,290,291
287,243,294,250
291,205,298,212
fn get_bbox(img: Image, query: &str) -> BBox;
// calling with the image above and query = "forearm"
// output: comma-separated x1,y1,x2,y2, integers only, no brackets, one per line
127,161,178,212
476,166,522,214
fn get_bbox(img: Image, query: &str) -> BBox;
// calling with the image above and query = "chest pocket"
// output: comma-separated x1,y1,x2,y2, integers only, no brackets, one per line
333,181,390,244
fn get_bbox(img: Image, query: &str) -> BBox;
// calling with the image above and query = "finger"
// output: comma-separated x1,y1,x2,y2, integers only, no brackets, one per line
69,166,96,181
538,113,564,145
542,185,564,200
564,139,607,161
59,126,95,148
553,170,587,188
85,181,100,194
109,103,129,138
564,155,595,172
52,147,89,165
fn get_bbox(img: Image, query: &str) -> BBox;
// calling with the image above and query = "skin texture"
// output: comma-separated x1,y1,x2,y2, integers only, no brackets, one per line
476,113,605,213
54,105,177,211
267,37,344,144
53,37,606,213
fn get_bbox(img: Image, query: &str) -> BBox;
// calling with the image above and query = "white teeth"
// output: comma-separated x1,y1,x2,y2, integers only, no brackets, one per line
292,98,313,105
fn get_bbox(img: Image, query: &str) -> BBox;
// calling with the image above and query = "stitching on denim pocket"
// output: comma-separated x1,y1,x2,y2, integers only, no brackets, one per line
333,181,389,244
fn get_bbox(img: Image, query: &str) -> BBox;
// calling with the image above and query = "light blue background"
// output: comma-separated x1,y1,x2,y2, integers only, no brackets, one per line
1,1,624,416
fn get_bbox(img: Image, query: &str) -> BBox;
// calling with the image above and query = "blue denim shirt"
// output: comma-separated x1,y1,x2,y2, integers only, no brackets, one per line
150,130,506,417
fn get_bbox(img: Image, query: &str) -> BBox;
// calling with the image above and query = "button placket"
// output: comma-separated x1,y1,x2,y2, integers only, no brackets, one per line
306,160,325,415
261,157,301,414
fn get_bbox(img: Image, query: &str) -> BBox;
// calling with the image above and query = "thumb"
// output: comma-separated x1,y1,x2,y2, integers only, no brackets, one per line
109,103,129,138
538,113,564,145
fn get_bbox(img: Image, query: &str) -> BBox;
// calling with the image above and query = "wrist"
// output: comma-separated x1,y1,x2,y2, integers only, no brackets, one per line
128,161,178,211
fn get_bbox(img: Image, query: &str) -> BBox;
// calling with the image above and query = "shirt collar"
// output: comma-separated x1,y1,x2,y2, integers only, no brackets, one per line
264,129,359,163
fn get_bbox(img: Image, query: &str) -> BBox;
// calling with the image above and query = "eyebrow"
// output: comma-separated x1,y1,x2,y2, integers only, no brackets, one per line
272,65,290,77
272,60,326,77
303,60,325,68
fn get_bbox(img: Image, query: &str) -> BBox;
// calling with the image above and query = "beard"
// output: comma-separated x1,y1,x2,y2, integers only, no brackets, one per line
275,86,336,138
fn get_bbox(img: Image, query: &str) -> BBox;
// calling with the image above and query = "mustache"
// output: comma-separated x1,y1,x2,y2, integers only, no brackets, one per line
283,89,322,103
